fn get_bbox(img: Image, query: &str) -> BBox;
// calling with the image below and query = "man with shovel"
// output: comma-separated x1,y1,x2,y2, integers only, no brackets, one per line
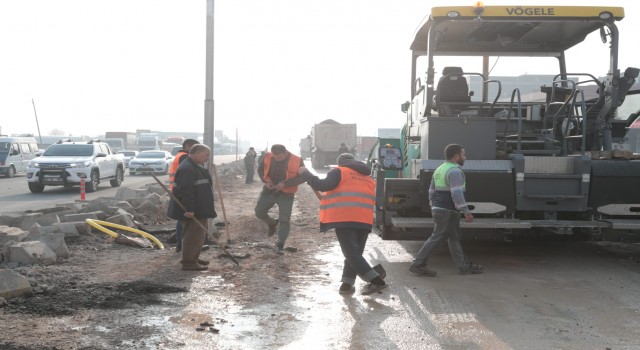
167,144,218,271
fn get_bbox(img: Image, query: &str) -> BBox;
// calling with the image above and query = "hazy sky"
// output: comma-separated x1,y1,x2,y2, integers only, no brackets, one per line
1,0,639,151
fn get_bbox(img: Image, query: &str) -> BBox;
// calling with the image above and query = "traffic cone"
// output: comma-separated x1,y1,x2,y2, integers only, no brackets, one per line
80,177,86,201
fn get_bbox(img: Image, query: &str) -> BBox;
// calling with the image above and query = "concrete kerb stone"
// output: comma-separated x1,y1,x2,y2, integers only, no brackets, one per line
55,222,90,236
17,212,44,231
105,212,136,228
56,202,86,211
60,211,105,223
50,222,82,238
82,197,130,217
0,225,28,246
33,224,63,235
112,208,132,217
8,241,57,266
0,269,32,298
143,192,164,205
0,213,27,227
113,201,136,215
135,200,159,215
144,183,167,196
127,198,146,208
35,212,63,226
24,232,70,259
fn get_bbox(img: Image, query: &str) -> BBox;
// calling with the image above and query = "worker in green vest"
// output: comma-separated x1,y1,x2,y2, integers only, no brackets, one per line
409,144,483,277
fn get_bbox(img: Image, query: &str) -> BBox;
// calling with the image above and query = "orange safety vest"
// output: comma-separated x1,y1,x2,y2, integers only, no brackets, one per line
262,152,301,194
169,150,188,190
319,167,375,224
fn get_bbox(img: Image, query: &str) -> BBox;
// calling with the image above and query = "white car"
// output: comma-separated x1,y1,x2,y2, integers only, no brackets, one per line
128,150,173,175
25,141,125,193
120,150,139,168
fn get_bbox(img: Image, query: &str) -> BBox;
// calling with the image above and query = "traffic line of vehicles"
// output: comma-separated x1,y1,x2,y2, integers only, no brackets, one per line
0,136,175,193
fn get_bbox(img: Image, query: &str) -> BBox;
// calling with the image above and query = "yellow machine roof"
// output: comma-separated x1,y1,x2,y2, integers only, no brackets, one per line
411,5,625,55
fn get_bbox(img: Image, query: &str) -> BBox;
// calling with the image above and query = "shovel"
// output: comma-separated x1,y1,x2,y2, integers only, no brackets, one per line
150,173,239,266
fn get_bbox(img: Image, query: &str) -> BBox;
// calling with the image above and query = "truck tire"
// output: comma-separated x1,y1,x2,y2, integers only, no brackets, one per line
110,167,124,187
311,155,321,169
28,182,45,193
5,165,15,178
86,171,99,193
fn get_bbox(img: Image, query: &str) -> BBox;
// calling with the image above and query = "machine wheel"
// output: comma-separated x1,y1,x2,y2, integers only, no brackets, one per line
129,170,136,176
85,171,99,193
28,182,45,193
110,167,124,187
5,165,15,178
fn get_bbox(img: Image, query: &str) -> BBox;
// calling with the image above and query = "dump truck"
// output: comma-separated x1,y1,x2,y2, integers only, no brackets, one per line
104,131,137,151
309,119,357,168
299,136,312,159
375,4,640,241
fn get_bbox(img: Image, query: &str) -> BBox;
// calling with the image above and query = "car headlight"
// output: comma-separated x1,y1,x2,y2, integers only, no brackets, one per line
28,161,41,168
69,161,92,168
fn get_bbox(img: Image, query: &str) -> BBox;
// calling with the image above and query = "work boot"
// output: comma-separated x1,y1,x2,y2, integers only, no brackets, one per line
182,263,208,271
275,243,284,255
409,264,437,277
361,278,388,295
268,219,279,237
338,283,355,295
175,243,182,253
460,263,484,275
180,259,210,266
373,264,386,280
201,245,210,252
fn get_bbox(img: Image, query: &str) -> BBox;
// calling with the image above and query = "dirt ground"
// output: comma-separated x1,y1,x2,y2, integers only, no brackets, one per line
2,162,640,349
0,162,333,349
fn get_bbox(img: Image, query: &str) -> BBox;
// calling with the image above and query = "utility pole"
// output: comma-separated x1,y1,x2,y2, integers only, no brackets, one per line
203,0,215,164
31,99,43,145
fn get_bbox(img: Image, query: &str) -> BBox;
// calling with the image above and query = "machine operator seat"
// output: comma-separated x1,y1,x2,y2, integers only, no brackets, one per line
436,67,472,116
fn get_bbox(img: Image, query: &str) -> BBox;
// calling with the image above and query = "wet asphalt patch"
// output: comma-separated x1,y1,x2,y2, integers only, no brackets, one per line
2,281,187,316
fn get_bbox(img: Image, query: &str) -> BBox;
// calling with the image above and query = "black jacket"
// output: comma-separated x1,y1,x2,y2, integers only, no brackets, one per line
301,159,373,232
167,157,217,220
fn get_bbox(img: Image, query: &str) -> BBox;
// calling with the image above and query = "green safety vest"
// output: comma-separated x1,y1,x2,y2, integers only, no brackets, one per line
433,162,465,191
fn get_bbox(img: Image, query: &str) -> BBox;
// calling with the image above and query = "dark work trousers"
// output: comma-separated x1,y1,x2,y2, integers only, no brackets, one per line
335,228,380,285
180,219,206,266
254,190,294,248
245,163,255,183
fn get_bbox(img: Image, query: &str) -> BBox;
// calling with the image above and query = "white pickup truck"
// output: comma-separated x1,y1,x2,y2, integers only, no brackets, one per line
26,140,125,193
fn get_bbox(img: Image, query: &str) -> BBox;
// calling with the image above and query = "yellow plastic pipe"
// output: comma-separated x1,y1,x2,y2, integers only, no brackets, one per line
85,219,165,250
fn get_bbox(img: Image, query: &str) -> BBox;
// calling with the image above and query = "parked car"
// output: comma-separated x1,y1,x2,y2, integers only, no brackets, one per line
120,150,139,168
0,136,40,178
25,140,125,193
128,150,173,175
